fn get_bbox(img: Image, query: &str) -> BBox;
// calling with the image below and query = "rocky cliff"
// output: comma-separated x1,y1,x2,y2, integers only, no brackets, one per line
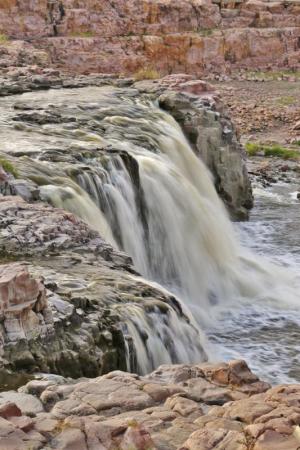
0,0,299,75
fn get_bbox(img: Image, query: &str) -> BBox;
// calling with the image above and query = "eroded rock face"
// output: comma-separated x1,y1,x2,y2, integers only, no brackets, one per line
0,196,206,379
0,197,127,377
0,360,298,450
0,263,46,315
0,0,299,75
155,80,252,218
0,263,49,344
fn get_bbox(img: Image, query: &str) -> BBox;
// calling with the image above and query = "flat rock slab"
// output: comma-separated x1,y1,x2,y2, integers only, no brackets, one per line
0,361,298,449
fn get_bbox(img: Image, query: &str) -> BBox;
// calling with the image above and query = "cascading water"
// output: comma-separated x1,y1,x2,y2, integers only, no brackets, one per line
55,110,242,322
1,86,299,381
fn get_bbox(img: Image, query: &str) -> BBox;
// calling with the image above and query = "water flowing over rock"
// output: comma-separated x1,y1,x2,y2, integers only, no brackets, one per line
0,195,206,379
0,75,257,383
157,84,252,219
0,82,253,317
0,1,298,447
0,79,298,384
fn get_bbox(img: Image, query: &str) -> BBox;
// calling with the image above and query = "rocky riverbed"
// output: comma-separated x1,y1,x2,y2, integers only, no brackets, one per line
0,29,299,449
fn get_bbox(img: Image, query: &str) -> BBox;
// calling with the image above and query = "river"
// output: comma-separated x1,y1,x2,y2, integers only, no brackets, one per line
0,87,299,383
208,175,300,384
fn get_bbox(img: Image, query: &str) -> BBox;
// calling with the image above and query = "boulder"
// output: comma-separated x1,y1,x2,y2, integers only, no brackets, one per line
0,402,21,419
157,90,253,219
0,262,47,314
0,393,43,417
0,360,294,450
0,262,49,343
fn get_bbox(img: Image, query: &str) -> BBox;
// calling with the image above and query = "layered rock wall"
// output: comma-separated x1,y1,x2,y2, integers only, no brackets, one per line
0,0,299,75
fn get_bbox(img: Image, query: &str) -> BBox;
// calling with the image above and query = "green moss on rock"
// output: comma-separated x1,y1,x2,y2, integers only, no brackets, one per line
0,157,19,177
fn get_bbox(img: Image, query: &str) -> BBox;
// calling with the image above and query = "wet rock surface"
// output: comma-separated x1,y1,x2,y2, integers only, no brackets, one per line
0,76,253,219
0,360,299,450
0,195,205,379
247,156,300,188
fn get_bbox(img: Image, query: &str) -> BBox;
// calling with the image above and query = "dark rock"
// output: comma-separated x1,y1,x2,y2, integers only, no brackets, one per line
158,91,253,220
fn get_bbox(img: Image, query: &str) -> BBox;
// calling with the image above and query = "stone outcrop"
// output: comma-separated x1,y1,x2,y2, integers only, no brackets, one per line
0,196,128,378
0,360,298,450
152,75,253,218
0,263,49,343
0,195,205,379
0,0,299,75
0,263,46,314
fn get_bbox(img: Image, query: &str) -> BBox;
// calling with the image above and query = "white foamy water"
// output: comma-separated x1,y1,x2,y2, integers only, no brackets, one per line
0,87,299,381
209,180,300,383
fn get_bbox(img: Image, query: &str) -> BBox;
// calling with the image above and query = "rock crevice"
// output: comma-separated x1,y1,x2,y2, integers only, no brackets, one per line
0,0,299,74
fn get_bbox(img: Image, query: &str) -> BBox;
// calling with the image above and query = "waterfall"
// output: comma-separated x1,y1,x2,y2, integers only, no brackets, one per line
40,182,117,246
12,88,299,374
118,300,206,375
70,111,242,321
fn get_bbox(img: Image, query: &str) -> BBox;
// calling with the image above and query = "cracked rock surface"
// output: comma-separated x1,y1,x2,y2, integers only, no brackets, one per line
0,195,205,379
0,360,299,450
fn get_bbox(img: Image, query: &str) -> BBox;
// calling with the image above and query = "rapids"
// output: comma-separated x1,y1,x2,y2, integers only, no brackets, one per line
0,87,299,381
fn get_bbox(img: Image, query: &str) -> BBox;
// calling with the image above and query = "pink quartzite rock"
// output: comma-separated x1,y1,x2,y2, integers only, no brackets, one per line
0,402,21,419
0,361,297,449
0,262,49,342
0,0,299,76
0,263,47,314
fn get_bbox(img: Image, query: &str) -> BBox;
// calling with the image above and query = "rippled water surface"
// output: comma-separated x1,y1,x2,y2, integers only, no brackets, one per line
209,179,300,384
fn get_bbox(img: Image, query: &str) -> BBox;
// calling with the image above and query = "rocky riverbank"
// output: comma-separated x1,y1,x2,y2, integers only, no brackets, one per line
0,359,299,450
0,10,299,445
